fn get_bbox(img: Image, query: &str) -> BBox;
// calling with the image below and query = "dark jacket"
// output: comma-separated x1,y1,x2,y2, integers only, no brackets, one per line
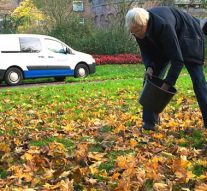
136,6,205,86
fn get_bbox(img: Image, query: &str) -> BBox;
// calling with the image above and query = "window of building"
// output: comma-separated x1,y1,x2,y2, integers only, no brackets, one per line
19,37,42,53
100,14,105,23
107,13,115,23
73,1,84,12
94,16,98,25
79,18,85,24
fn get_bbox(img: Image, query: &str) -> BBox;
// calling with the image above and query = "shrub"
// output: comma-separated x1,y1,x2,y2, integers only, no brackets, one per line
48,23,138,55
93,54,142,65
77,26,138,55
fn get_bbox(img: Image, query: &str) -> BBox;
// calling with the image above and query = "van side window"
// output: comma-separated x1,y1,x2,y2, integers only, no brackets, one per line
19,37,42,53
45,39,67,54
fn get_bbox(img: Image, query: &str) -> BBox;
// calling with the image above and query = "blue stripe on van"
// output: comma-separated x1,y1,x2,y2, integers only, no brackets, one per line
24,69,74,78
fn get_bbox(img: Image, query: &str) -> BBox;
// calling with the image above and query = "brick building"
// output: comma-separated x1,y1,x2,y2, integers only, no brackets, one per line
91,0,207,26
72,0,94,23
0,0,21,16
0,0,206,27
0,0,22,31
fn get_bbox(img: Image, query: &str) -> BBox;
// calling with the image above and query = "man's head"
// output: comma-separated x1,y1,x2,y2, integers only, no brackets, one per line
125,7,150,39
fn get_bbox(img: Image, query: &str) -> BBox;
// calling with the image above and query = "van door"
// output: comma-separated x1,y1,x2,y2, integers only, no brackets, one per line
44,38,75,77
19,37,48,78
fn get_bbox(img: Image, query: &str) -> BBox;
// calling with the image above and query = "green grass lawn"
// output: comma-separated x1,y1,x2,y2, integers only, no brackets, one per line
1,64,206,94
1,64,207,190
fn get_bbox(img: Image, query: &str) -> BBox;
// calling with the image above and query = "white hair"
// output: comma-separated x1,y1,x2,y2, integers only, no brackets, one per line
125,7,150,31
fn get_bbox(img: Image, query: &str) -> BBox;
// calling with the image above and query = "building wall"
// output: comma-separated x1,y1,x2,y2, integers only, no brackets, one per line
91,0,162,26
91,0,207,26
0,0,21,16
72,0,94,23
0,0,205,27
0,0,22,31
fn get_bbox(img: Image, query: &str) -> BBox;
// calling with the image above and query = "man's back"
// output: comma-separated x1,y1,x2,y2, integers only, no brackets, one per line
149,6,201,36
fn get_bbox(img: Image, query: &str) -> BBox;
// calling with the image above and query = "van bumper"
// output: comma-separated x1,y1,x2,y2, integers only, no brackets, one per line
0,70,5,81
89,63,96,74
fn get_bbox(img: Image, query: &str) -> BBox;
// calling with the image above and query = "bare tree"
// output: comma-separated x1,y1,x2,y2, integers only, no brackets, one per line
33,0,73,26
103,0,163,26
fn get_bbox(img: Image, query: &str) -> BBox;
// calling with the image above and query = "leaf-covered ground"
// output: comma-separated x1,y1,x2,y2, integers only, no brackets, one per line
0,77,207,190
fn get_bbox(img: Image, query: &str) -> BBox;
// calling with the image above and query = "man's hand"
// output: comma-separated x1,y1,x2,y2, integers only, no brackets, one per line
145,67,153,79
161,82,170,91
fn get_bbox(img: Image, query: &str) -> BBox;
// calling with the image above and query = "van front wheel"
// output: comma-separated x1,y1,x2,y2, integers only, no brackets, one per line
74,64,89,78
5,67,23,86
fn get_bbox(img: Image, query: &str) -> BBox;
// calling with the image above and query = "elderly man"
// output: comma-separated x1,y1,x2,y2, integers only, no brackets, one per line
125,6,207,130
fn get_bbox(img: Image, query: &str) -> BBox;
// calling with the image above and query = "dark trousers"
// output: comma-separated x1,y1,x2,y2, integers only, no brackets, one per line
142,63,207,128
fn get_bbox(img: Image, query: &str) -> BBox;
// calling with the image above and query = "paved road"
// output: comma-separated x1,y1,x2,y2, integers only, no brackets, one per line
0,79,114,89
0,81,69,89
0,78,143,89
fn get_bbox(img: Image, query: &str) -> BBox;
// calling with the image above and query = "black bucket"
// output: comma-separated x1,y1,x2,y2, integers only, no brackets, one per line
139,76,177,113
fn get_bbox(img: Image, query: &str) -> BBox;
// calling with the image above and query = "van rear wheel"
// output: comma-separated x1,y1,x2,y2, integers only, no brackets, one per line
5,67,23,86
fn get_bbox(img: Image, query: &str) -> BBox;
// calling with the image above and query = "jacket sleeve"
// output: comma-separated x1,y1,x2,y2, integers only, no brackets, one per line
159,24,184,86
136,38,155,69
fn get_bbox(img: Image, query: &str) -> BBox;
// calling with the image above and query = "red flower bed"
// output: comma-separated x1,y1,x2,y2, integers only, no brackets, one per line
92,54,142,65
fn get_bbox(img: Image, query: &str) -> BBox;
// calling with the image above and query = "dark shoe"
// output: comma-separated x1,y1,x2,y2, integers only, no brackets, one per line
142,123,156,131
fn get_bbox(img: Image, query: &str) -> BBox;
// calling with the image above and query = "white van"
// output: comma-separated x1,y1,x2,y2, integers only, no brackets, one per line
0,34,96,86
